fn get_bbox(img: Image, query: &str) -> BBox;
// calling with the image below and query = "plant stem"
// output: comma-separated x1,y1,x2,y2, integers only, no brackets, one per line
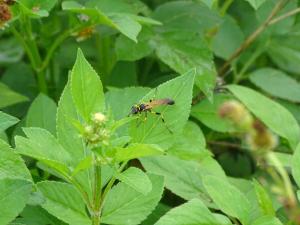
91,154,102,225
269,7,300,25
220,0,234,16
218,0,289,76
266,152,297,207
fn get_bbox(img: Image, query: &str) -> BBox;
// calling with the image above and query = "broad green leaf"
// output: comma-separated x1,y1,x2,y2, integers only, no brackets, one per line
0,139,31,181
141,203,171,225
0,82,28,109
155,33,216,98
130,70,195,148
191,94,237,132
227,85,300,149
0,111,19,132
15,205,66,225
26,94,57,135
203,175,251,224
56,78,93,200
18,0,58,18
116,27,154,61
213,213,233,225
71,49,104,121
152,1,220,97
212,15,244,59
15,128,71,176
0,178,32,225
292,143,300,188
141,155,225,202
57,78,86,162
251,215,283,225
105,87,151,120
278,100,300,125
244,0,267,10
37,181,91,225
168,121,211,160
116,167,152,195
155,198,218,225
101,174,164,225
249,68,300,102
115,143,164,162
62,2,142,42
253,180,275,216
0,38,24,64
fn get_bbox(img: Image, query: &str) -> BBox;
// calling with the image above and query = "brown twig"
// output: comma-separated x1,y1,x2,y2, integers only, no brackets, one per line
218,0,289,77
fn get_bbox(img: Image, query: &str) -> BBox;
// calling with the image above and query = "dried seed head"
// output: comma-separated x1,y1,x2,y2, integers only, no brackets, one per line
0,3,11,22
3,0,15,6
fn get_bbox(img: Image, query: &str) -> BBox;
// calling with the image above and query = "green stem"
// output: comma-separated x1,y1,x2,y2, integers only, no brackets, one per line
91,154,102,225
267,152,296,207
220,0,234,16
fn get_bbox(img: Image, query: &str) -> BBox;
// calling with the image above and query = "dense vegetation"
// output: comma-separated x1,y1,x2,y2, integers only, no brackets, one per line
1,0,300,224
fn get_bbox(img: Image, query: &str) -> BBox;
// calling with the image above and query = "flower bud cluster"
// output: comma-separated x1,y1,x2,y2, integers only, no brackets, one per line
219,100,277,152
83,112,110,147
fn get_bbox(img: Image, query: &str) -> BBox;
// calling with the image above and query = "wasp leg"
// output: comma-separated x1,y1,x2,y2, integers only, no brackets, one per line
151,111,173,134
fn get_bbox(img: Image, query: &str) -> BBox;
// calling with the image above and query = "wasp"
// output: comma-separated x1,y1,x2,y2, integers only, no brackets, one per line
129,98,175,133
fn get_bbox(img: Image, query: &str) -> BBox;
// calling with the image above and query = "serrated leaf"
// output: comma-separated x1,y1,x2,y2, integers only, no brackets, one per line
0,82,28,109
37,181,91,225
154,198,218,225
101,174,164,225
203,175,251,224
115,143,164,162
130,70,195,148
141,155,225,202
71,49,104,121
0,139,31,181
227,85,300,149
0,111,19,132
116,167,152,195
26,93,57,135
249,68,300,102
0,178,32,225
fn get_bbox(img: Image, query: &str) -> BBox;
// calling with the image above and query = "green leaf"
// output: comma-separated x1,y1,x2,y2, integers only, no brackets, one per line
18,0,58,18
227,85,300,149
191,94,237,132
71,49,105,121
0,82,28,109
212,15,244,59
0,178,32,225
249,68,300,102
155,198,218,225
141,155,225,202
56,78,93,200
62,1,142,42
152,1,220,97
141,203,171,225
0,139,31,181
15,128,71,176
15,205,66,225
101,174,164,225
251,215,283,225
253,180,275,216
292,143,300,188
168,121,211,160
0,111,19,132
130,70,195,148
115,143,164,162
37,181,91,225
116,167,152,195
0,38,24,64
244,0,267,10
26,94,57,135
116,27,154,61
203,175,251,225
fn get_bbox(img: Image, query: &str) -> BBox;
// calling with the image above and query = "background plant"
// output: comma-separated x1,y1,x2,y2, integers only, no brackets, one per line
1,0,300,225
